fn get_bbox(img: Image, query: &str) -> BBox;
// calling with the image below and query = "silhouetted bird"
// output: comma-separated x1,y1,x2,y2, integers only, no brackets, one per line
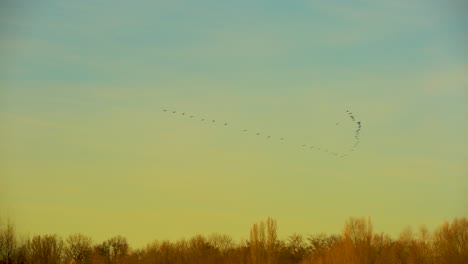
267,136,271,138
302,144,306,147
182,113,185,115
172,111,176,113
224,123,228,125
256,133,260,135
201,119,205,121
280,137,284,140
336,122,340,125
163,109,167,112
190,116,194,118
243,129,248,132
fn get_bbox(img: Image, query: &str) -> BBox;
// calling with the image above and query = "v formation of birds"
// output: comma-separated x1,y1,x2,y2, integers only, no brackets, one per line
162,109,362,158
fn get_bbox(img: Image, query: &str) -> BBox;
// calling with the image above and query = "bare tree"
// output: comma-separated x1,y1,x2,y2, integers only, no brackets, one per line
188,234,219,263
265,217,278,264
0,220,17,264
341,217,374,264
65,234,92,264
250,221,265,264
286,234,307,263
249,217,278,264
208,233,234,254
95,236,128,264
307,233,339,257
343,217,373,247
433,217,468,264
26,234,64,264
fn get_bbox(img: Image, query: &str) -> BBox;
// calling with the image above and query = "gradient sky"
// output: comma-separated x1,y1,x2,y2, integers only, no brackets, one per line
1,0,467,248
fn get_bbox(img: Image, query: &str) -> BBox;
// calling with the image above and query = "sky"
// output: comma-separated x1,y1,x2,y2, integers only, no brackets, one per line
0,0,467,248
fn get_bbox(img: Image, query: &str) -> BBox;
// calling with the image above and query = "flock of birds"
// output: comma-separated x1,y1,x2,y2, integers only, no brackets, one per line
347,110,362,152
162,109,362,158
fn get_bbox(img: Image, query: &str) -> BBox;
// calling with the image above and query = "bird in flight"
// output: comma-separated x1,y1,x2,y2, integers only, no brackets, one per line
172,111,176,113
224,123,228,125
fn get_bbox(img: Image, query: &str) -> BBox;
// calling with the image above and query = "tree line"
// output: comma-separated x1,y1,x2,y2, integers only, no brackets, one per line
0,216,466,264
